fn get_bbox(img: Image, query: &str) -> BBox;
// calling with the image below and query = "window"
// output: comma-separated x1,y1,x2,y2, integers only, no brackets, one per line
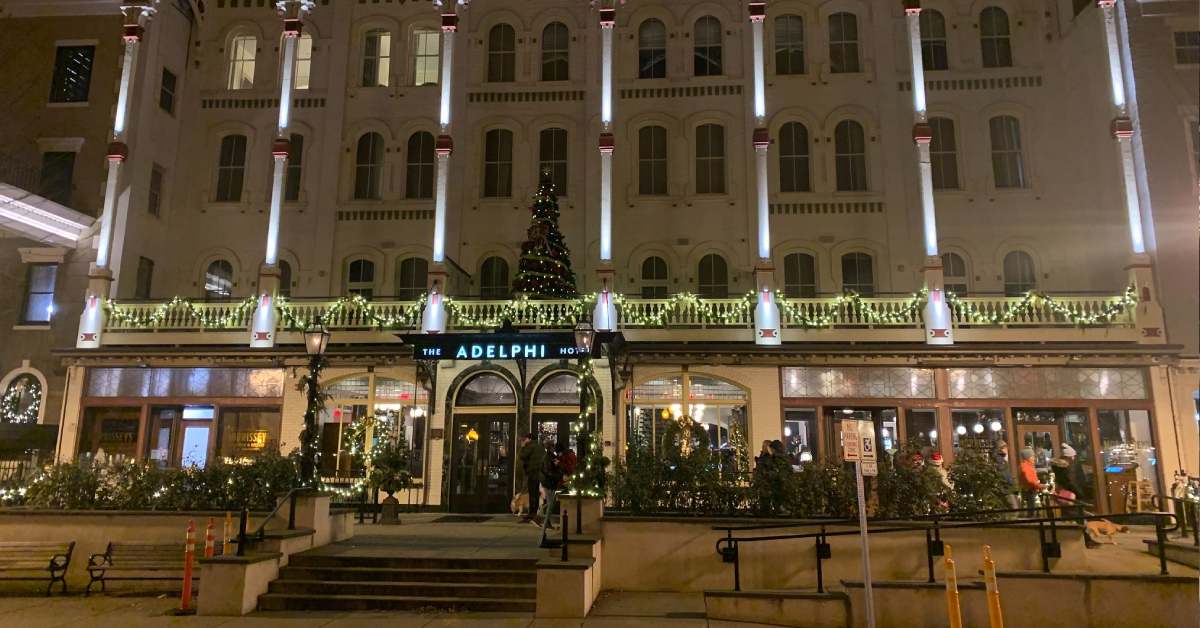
49,45,94,103
778,122,811,192
396,258,428,300
479,257,509,299
405,132,435,199
697,254,728,298
1003,251,1035,295
285,134,303,201
488,24,516,82
638,125,668,195
775,15,805,75
695,123,726,194
204,260,233,299
227,35,257,90
989,115,1027,188
294,33,313,89
148,165,164,216
979,7,1012,68
362,29,391,87
538,128,568,196
928,117,959,190
412,29,440,85
628,373,748,465
354,132,384,200
694,16,723,76
840,252,874,296
918,10,949,72
541,22,569,81
638,19,667,79
940,252,968,294
215,135,246,202
641,256,669,298
828,13,861,74
483,129,513,197
135,257,154,300
159,68,177,113
834,120,867,191
345,258,375,298
1174,31,1200,65
39,152,75,206
277,260,292,297
783,253,816,298
21,264,57,323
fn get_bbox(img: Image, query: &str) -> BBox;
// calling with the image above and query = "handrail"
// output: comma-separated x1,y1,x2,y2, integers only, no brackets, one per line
710,500,1093,533
1150,494,1199,546
236,487,301,556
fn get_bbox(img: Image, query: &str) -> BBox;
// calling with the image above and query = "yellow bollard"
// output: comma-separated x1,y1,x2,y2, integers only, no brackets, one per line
944,543,963,628
983,545,1004,628
222,511,233,556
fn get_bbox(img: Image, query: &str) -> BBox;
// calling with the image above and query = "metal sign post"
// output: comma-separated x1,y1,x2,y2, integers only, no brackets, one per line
843,419,877,628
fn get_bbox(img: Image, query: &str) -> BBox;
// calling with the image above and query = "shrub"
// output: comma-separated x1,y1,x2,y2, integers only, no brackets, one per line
947,448,1011,517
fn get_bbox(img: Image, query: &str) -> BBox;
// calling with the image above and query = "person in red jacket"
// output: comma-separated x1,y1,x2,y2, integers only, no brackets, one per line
1018,447,1045,516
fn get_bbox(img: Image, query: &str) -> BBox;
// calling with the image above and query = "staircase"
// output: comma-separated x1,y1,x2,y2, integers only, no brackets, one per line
258,553,539,612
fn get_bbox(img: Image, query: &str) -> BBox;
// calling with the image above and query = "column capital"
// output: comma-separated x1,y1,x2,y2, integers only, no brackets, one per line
271,137,292,158
748,1,766,22
599,8,615,28
598,133,615,153
436,134,454,156
274,0,315,20
106,141,129,162
912,122,933,144
442,12,459,32
902,0,922,15
1111,116,1134,139
752,127,770,149
1096,0,1116,8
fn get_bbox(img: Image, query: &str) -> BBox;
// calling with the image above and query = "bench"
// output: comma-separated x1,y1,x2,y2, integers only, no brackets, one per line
0,541,75,595
86,541,221,595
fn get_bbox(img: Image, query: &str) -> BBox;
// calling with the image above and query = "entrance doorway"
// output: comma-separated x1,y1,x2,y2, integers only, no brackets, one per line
1017,424,1061,475
449,415,513,513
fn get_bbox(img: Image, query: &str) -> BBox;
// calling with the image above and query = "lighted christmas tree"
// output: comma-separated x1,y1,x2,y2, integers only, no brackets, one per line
512,169,577,298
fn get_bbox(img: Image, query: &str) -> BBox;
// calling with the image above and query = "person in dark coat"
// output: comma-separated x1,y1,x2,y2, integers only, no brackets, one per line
518,433,544,522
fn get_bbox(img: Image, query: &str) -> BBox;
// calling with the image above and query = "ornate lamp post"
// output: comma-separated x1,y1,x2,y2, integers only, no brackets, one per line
299,319,330,488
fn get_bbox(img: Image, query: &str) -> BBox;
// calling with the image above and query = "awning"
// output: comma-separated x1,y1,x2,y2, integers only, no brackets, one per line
0,182,94,246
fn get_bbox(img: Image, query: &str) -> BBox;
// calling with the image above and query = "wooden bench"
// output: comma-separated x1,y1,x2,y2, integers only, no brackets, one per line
0,541,75,595
86,541,221,595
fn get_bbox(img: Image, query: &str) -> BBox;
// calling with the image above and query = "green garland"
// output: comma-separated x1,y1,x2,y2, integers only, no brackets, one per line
568,357,609,498
945,285,1138,326
105,296,256,329
0,377,40,425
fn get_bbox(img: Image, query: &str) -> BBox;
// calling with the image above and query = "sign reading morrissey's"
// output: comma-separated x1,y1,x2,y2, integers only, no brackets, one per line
404,333,583,360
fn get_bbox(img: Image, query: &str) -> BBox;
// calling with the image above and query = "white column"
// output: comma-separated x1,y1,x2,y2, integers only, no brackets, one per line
749,9,766,121
432,12,457,263
915,140,938,257
1098,1,1127,113
276,34,297,134
598,8,616,265
754,139,770,259
1115,128,1146,254
112,37,140,137
438,13,455,128
599,145,613,262
94,163,122,269
905,8,927,122
264,153,287,265
601,15,613,126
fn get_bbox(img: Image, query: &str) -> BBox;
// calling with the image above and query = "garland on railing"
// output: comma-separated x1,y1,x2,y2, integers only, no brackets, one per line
946,285,1137,326
612,292,755,326
774,289,929,328
104,296,257,329
277,294,426,330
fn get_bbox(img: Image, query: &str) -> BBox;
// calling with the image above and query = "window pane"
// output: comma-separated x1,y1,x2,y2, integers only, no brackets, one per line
694,16,723,76
841,253,874,296
285,134,303,201
828,13,860,73
216,135,246,202
990,116,1026,188
39,152,76,205
135,257,154,300
488,24,516,82
159,68,177,113
277,260,291,297
413,30,440,86
538,128,568,196
396,258,428,300
1003,251,1035,295
405,132,435,199
695,124,725,194
698,254,728,298
779,122,810,192
362,30,391,87
834,121,867,191
775,15,805,75
484,130,513,197
480,257,509,298
783,253,816,298
980,7,1013,68
23,264,58,323
355,133,383,200
541,22,569,81
639,19,667,79
205,260,233,299
227,36,257,90
919,10,949,71
639,126,667,195
49,45,95,102
929,117,959,190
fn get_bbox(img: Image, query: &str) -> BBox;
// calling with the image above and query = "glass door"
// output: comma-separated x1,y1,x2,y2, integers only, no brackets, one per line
534,413,577,452
450,416,514,513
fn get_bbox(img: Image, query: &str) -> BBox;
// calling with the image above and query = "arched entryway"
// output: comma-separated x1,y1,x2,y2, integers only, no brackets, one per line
531,372,582,450
448,371,517,513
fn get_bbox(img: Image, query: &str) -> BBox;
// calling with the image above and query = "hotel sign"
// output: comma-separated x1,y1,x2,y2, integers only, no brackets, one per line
403,333,584,361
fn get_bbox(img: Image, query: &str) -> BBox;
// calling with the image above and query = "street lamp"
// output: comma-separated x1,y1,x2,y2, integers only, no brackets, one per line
304,320,331,357
299,319,330,488
573,321,595,356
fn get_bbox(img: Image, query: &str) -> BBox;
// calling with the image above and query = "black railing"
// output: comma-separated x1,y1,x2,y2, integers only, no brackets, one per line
1152,495,1200,547
236,488,301,556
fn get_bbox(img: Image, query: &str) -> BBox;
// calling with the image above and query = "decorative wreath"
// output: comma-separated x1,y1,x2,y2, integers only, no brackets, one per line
0,375,41,425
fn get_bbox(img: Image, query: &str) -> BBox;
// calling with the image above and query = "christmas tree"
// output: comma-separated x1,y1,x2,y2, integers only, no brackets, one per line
512,169,577,298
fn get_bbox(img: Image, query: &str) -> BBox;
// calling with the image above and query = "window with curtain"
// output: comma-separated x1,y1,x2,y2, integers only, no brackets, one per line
928,117,958,190
215,135,247,202
488,24,516,82
541,22,569,81
345,258,375,297
694,16,723,76
396,258,428,300
778,122,811,192
227,35,257,89
538,128,568,195
828,13,860,73
277,260,292,297
697,254,728,298
783,253,816,298
285,133,303,201
919,9,949,71
979,7,1012,68
940,252,968,294
49,45,95,102
405,131,435,199
362,29,391,87
479,257,510,298
483,129,513,197
641,256,669,298
204,260,234,299
834,120,867,191
22,264,58,323
1003,251,1035,295
695,123,726,194
354,132,384,200
989,115,1027,188
638,125,668,195
294,33,313,89
774,15,805,75
638,19,667,79
841,252,874,296
412,29,440,85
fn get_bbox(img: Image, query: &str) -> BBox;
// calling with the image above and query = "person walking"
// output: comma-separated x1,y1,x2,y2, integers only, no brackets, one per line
994,442,1019,512
518,433,544,523
1018,447,1045,517
539,442,565,537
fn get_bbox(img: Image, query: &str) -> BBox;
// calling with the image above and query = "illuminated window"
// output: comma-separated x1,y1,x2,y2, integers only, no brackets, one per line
22,264,58,323
294,33,313,89
412,29,440,85
227,35,257,90
49,45,94,102
204,260,233,299
362,29,391,87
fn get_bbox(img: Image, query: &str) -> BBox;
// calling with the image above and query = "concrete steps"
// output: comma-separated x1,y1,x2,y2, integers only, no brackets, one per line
1144,538,1200,568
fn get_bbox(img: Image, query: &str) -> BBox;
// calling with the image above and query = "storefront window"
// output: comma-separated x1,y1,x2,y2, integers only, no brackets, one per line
629,373,749,467
533,372,584,451
1015,408,1095,503
1097,409,1158,512
905,409,939,455
951,409,1006,458
219,408,281,461
86,367,284,398
80,407,141,463
783,409,818,465
825,407,898,461
782,367,934,399
322,373,430,479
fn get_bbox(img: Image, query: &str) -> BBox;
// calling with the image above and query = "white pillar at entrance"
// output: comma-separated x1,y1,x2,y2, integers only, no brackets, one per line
424,4,461,333
598,7,615,265
747,2,779,346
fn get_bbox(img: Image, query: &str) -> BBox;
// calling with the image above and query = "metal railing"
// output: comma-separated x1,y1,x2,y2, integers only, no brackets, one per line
1152,495,1200,547
235,488,301,556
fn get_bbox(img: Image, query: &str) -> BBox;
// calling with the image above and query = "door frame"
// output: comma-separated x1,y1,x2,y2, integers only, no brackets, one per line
448,412,516,513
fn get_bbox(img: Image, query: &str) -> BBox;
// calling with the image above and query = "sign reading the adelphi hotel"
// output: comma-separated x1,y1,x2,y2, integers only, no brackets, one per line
403,333,583,361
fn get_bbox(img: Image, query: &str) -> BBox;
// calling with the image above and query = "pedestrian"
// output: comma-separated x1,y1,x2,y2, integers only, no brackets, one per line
1018,447,1045,517
517,433,544,523
539,441,564,535
994,442,1019,512
754,440,772,472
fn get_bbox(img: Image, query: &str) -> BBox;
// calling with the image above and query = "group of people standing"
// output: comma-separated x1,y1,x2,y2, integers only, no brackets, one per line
1011,440,1088,515
515,433,576,536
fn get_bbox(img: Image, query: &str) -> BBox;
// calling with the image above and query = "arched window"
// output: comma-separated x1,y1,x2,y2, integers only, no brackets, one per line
405,131,435,199
483,129,513,197
697,253,728,298
834,120,867,191
294,33,313,90
694,16,723,76
457,373,516,406
277,260,292,297
919,9,949,71
479,256,509,299
783,253,816,298
695,123,725,194
285,133,304,201
487,24,516,82
204,259,234,299
928,117,958,190
638,125,668,195
638,19,667,79
396,257,428,300
989,115,1026,188
629,373,749,466
535,372,581,405
227,34,257,89
354,132,384,200
940,252,968,294
538,128,568,196
779,122,811,192
361,28,391,87
775,15,805,75
541,22,569,81
1003,251,1035,295
215,134,247,202
980,7,1012,68
840,252,874,296
641,256,669,298
412,28,441,85
345,258,375,297
828,13,861,74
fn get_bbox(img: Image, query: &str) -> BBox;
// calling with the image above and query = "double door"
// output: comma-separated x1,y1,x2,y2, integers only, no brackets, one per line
449,415,514,513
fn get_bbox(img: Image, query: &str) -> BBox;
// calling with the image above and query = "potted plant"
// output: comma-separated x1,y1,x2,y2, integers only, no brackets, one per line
368,444,411,524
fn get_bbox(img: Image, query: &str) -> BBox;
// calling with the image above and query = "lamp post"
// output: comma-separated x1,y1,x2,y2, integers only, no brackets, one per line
299,319,330,488
573,321,595,475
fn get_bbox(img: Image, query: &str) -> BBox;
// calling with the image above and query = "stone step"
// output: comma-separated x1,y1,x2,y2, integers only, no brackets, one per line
287,554,538,571
257,593,536,613
1143,539,1200,568
268,579,537,599
278,565,538,584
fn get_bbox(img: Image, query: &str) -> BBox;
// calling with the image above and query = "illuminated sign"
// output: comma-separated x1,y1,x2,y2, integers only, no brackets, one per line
403,333,583,361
